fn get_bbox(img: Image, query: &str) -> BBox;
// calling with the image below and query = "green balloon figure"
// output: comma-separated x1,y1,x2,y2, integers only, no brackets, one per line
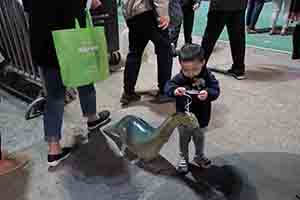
104,94,199,162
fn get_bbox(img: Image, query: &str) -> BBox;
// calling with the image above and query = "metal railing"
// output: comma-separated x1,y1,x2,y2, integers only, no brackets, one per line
0,0,121,120
0,0,41,85
0,0,44,119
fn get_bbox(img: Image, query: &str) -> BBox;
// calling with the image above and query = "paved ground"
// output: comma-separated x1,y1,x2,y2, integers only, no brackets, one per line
1,35,300,200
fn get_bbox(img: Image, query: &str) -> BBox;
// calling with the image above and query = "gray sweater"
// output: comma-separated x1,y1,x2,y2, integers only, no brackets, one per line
122,0,169,20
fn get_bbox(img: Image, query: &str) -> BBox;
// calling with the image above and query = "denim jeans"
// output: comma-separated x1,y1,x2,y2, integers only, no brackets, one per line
271,0,292,29
246,0,265,29
42,67,97,142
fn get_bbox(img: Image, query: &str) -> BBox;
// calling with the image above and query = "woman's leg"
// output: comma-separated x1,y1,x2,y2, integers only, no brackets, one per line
246,0,256,27
42,67,66,155
270,0,282,33
77,84,97,121
182,5,195,44
77,84,110,130
250,0,265,29
281,0,292,33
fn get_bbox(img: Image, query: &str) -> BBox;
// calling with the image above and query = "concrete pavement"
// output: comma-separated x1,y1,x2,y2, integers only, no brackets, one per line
1,35,300,199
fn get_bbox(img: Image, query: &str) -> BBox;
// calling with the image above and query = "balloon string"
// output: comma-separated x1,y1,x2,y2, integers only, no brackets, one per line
183,93,192,113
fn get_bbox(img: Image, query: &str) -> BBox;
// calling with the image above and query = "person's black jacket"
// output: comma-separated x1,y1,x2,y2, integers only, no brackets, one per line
180,0,201,7
209,0,248,11
23,0,87,68
164,67,220,128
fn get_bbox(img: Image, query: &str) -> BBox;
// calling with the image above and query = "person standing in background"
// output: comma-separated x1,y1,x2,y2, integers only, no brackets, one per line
120,0,173,105
168,0,183,56
201,0,248,80
289,0,300,59
169,0,201,56
246,0,265,33
270,0,292,35
24,0,111,167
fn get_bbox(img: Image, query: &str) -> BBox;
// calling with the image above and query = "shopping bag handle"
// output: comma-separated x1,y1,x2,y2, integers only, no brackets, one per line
74,10,94,29
85,10,94,28
75,19,81,29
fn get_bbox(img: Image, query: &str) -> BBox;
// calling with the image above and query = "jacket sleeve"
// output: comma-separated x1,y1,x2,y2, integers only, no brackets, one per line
153,0,169,17
206,70,220,101
164,73,186,97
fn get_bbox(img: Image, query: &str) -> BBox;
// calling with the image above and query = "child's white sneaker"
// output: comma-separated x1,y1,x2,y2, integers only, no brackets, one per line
177,156,189,175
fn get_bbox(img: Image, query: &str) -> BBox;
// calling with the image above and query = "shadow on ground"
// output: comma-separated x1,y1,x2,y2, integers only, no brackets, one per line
49,132,129,179
209,64,300,82
245,64,300,82
3,128,299,200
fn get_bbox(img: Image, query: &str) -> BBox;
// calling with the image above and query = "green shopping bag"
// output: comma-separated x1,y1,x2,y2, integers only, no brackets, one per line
52,11,109,88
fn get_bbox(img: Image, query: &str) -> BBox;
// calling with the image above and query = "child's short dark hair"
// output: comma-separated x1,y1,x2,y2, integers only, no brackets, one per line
178,44,205,63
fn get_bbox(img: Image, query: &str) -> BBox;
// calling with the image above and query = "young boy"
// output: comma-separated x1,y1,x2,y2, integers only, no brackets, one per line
164,44,220,173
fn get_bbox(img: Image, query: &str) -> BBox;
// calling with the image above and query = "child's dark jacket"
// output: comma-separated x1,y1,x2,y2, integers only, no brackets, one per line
165,67,220,127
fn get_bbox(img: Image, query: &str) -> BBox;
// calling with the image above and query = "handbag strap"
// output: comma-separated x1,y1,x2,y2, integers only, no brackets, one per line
75,10,94,29
85,10,94,28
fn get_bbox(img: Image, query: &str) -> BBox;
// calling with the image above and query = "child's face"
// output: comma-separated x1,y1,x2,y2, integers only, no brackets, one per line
180,59,205,78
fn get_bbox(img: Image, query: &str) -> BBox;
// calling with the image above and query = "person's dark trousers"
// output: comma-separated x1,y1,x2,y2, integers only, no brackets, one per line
124,11,173,94
170,4,195,46
201,10,246,74
292,24,300,59
246,0,265,29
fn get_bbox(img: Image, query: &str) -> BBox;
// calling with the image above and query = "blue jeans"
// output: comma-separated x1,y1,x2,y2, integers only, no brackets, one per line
246,0,265,29
42,67,97,142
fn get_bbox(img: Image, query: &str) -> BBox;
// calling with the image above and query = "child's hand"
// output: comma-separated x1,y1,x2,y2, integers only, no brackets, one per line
174,87,186,96
193,3,200,11
198,90,208,101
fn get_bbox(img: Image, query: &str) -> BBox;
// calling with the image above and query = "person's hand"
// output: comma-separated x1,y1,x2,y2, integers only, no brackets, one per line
174,87,187,96
91,0,102,9
198,90,208,101
193,3,200,11
158,16,170,30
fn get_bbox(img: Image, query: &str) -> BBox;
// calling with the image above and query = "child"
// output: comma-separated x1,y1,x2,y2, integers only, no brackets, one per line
164,44,220,173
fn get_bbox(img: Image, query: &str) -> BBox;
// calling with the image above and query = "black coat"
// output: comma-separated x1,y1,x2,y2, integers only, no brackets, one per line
164,67,220,128
209,0,248,11
23,0,87,68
